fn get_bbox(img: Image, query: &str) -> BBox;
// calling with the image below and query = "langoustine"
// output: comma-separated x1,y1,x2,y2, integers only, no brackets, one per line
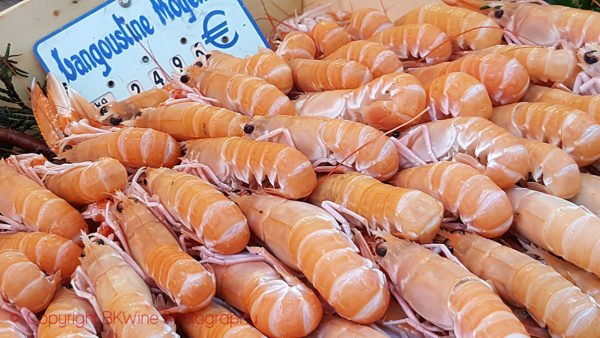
295,72,427,131
311,20,352,57
409,52,530,105
523,241,600,305
507,186,600,279
521,138,581,199
131,101,251,140
98,88,170,126
391,161,513,238
523,85,600,123
0,249,60,313
473,1,600,48
179,300,265,338
395,3,503,51
38,157,127,205
276,31,316,61
0,306,33,338
368,24,453,65
268,4,351,58
0,159,88,241
31,73,181,168
288,59,373,92
491,102,600,166
375,233,529,337
30,73,109,152
57,127,181,168
179,137,317,199
0,231,82,279
478,43,600,96
308,314,389,338
106,193,216,313
245,115,399,181
38,287,98,338
393,116,529,189
450,1,600,94
345,7,393,40
131,167,250,255
181,65,295,117
569,173,600,217
324,40,404,78
476,45,579,88
308,172,443,243
205,48,293,93
424,72,492,120
205,249,323,337
234,193,389,324
445,231,600,337
7,155,128,205
74,235,177,337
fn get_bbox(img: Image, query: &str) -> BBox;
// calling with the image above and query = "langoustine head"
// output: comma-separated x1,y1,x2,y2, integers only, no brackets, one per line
577,43,600,77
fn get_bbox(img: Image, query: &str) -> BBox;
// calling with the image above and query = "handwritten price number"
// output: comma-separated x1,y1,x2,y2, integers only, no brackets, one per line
170,55,186,72
148,68,168,88
128,80,143,95
191,42,208,58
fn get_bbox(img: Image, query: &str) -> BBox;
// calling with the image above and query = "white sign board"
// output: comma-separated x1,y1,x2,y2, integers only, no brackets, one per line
34,0,269,108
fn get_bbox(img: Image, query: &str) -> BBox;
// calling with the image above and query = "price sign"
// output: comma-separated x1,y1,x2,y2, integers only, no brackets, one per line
34,0,269,108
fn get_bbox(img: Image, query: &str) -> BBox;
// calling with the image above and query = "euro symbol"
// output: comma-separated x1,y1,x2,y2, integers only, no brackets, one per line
201,10,239,49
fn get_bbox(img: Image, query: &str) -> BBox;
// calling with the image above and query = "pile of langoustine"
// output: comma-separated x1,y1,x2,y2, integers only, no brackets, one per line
3,0,600,336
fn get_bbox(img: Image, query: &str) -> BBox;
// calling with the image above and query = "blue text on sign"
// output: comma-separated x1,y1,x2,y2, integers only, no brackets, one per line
51,14,154,81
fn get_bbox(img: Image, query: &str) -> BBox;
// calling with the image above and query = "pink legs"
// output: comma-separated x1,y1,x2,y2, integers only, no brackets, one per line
0,216,31,232
253,127,297,148
390,125,437,167
573,71,600,95
174,160,233,191
384,283,445,338
320,200,368,236
423,243,467,270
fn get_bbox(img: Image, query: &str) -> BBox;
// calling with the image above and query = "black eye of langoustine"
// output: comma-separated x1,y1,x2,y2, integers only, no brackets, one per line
375,241,388,257
109,116,122,125
243,124,255,134
116,201,123,212
584,51,599,64
494,9,504,18
180,74,189,83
